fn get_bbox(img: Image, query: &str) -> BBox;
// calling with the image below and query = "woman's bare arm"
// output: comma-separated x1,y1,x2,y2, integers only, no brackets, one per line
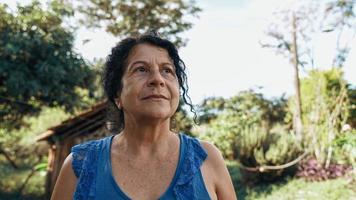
201,141,237,200
50,154,77,200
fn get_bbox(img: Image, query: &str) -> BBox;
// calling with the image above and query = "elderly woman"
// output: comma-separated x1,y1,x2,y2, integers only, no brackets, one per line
51,33,236,200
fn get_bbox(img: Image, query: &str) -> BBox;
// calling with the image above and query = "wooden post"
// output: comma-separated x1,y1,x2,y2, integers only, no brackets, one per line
45,144,55,199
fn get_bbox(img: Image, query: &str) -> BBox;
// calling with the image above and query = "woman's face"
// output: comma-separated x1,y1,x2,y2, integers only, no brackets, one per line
117,43,180,122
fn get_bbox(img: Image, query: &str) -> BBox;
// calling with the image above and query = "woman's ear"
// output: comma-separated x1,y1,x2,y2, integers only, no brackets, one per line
115,98,122,109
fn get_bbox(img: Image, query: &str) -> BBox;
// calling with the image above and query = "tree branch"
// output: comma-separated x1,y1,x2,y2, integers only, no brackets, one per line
0,146,18,169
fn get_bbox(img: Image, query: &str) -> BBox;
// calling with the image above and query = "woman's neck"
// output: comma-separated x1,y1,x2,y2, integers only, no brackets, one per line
115,118,176,156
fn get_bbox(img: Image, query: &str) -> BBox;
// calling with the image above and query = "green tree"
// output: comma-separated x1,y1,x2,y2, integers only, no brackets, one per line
299,68,352,167
197,96,226,124
196,91,301,182
198,92,287,129
76,0,201,47
171,99,194,135
261,0,356,141
0,1,96,129
196,90,290,158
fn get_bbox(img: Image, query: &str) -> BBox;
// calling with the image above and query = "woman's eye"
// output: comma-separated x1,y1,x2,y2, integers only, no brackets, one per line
163,68,173,74
135,66,147,73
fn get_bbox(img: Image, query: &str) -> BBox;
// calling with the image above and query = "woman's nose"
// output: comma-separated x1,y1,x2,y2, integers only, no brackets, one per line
148,69,165,87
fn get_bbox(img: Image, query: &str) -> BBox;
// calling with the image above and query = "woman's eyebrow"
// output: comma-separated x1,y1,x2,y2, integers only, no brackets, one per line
129,60,174,68
127,60,147,70
161,62,174,67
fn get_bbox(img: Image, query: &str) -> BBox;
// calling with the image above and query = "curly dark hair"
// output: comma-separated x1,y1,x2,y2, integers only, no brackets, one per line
103,32,195,132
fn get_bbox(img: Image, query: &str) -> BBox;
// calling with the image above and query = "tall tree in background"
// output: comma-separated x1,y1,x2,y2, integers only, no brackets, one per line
0,1,96,130
261,0,356,141
261,8,309,141
0,0,201,129
291,12,303,142
76,0,201,47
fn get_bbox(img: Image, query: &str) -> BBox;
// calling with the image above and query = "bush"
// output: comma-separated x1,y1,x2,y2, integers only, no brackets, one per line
234,127,302,183
234,126,302,166
295,129,355,182
332,129,356,166
196,91,302,183
297,69,352,165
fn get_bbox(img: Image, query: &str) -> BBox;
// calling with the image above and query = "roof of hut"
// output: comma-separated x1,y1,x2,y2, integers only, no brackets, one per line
36,101,107,143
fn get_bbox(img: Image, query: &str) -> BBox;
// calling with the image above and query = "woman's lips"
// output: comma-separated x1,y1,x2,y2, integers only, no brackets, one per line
142,94,168,100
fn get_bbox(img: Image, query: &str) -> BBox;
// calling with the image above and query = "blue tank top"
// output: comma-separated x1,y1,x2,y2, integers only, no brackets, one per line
71,133,211,200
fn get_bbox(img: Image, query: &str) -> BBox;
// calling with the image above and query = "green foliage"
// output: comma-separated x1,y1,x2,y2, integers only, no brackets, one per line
0,106,69,199
198,91,287,129
197,91,277,158
235,127,302,183
332,129,356,166
172,109,193,135
0,106,69,169
298,68,352,165
198,96,226,123
196,90,301,182
0,1,96,129
0,158,46,200
347,86,356,127
76,0,201,47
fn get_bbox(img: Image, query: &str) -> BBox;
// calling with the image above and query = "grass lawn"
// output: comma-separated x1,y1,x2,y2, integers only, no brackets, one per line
243,177,355,200
227,161,356,200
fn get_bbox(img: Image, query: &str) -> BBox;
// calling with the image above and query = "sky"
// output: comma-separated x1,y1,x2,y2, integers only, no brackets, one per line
3,0,356,105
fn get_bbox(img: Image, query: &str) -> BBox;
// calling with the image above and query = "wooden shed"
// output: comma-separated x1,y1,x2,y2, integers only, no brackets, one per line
36,101,112,198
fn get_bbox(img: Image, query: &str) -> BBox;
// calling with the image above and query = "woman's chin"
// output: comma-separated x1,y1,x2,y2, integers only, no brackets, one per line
139,110,172,121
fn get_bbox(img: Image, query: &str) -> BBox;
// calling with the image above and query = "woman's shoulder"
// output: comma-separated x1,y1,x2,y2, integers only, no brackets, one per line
71,136,112,177
199,140,223,164
182,134,225,173
180,134,221,162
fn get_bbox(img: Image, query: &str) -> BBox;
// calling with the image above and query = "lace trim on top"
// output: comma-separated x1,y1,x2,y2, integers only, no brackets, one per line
71,139,104,200
70,135,207,200
173,136,208,200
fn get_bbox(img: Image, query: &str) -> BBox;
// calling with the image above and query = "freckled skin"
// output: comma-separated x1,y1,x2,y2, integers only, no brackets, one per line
117,43,180,124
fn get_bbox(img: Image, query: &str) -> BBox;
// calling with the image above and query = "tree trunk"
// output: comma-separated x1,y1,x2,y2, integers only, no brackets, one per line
291,12,303,141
